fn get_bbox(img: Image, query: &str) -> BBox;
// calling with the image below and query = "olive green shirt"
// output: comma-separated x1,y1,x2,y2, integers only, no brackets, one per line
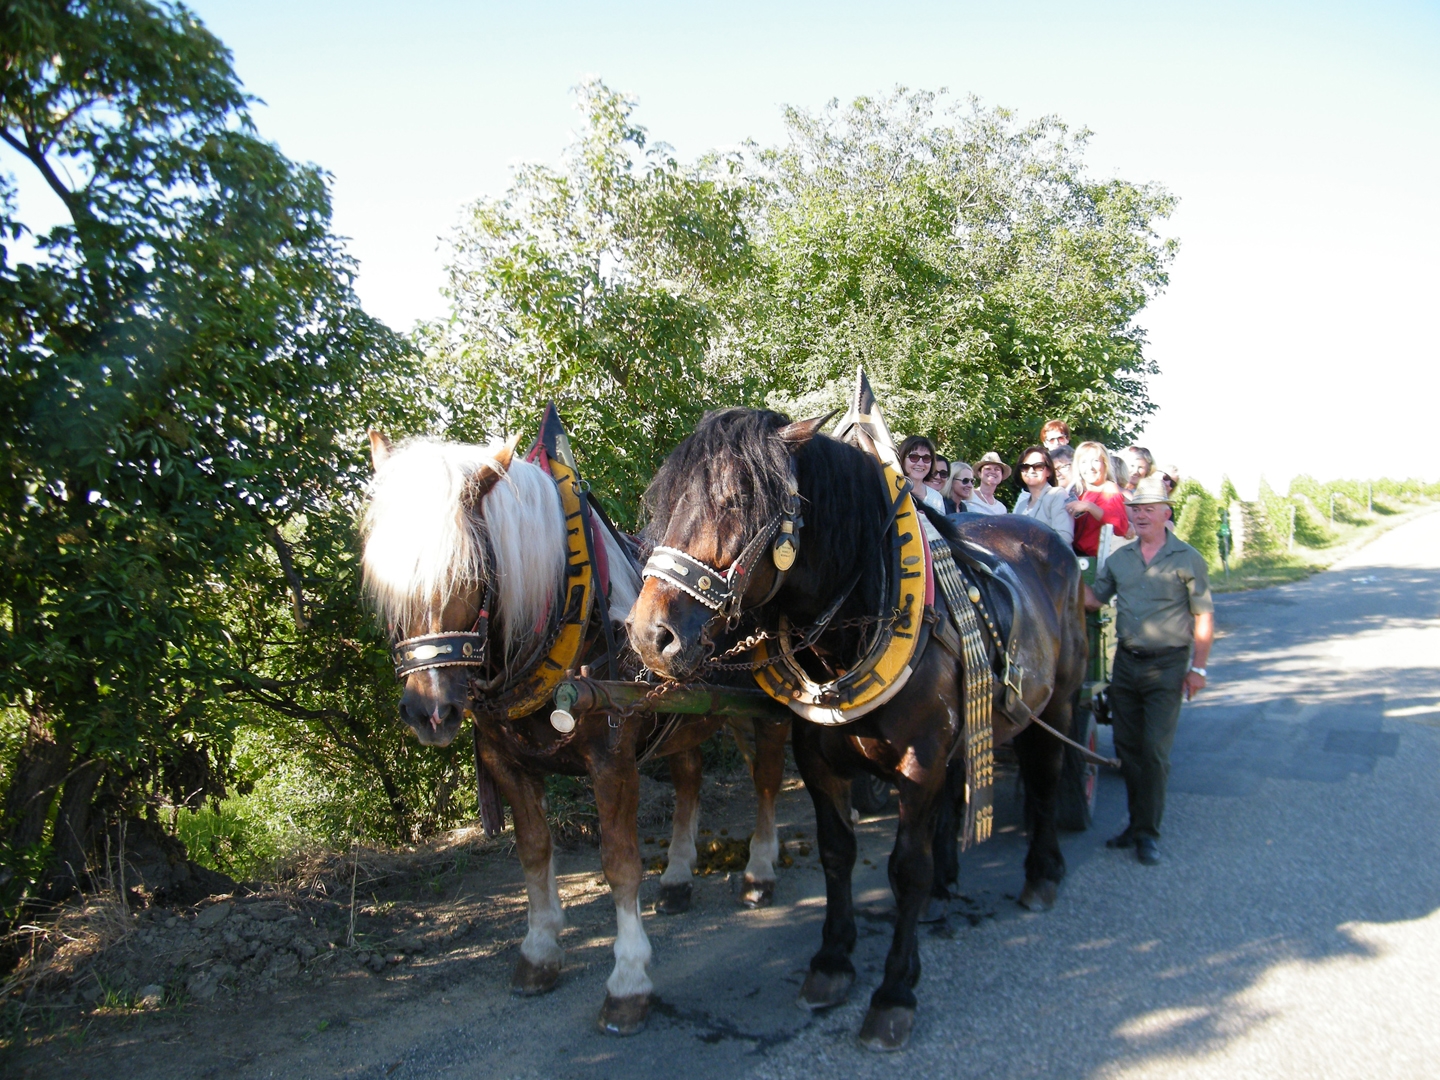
1092,530,1214,650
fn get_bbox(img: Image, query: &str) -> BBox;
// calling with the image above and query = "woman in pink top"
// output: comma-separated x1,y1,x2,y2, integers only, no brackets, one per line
1068,441,1132,556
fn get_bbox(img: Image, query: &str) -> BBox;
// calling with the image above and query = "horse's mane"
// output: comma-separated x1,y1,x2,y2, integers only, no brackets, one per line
361,438,567,656
644,408,890,623
642,408,795,537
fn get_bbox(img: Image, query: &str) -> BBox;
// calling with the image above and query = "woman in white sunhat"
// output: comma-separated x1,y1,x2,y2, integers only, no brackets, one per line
966,452,1010,516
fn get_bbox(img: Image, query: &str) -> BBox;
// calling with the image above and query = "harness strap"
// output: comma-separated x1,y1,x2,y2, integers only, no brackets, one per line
930,539,995,849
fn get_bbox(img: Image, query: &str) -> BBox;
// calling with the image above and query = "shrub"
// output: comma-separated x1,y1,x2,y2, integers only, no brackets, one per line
1172,480,1220,567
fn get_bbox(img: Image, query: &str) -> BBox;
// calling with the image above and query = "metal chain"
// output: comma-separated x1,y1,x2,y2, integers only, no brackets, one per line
701,609,904,673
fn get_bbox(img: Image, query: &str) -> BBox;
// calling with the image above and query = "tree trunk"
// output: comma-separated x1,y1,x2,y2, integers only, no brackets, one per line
41,758,104,902
0,712,70,855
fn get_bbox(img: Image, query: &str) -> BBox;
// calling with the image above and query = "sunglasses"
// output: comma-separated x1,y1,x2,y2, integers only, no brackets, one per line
906,452,933,464
1020,461,1048,472
955,477,974,486
933,471,949,480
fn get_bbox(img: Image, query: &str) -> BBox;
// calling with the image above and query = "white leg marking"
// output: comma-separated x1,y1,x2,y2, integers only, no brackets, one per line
606,896,653,999
661,787,699,886
744,790,779,885
520,854,564,967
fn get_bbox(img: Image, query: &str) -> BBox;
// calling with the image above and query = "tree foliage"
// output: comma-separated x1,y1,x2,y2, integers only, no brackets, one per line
0,0,415,906
742,89,1177,461
422,80,757,526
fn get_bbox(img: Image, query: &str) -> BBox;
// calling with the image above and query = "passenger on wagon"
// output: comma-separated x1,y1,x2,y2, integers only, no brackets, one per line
1050,444,1079,503
927,454,959,513
950,461,974,512
1012,446,1074,544
897,435,947,515
1041,419,1070,451
1067,441,1132,555
966,453,1010,515
1120,446,1155,494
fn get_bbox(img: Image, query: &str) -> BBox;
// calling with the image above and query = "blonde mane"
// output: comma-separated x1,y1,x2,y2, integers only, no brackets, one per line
361,438,567,656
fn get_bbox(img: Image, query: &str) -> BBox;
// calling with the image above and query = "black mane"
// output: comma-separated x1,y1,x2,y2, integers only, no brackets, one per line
643,408,796,537
644,407,891,627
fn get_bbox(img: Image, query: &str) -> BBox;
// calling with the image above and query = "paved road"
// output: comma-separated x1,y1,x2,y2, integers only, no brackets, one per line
277,509,1440,1080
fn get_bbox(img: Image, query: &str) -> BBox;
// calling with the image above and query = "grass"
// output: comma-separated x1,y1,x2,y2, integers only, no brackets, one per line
1211,500,1438,593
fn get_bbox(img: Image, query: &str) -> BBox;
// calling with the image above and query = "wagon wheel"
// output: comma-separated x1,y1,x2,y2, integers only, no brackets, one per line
851,773,892,815
1056,707,1099,831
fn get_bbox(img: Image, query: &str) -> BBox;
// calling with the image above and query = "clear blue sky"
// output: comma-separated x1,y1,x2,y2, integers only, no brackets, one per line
110,3,1440,487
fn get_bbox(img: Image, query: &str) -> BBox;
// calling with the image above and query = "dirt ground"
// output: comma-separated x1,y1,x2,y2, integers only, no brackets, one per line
0,764,859,1079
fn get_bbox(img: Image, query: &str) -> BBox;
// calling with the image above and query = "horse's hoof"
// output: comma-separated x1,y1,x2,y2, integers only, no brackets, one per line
597,993,650,1036
655,882,692,915
918,895,948,924
510,956,561,996
797,968,854,1011
1017,879,1058,912
857,1005,915,1052
740,879,775,908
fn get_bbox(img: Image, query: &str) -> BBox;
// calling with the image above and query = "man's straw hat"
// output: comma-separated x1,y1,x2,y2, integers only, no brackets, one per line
1126,474,1173,506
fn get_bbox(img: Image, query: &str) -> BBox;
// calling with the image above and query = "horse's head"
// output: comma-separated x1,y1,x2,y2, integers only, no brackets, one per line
628,409,829,680
361,430,566,747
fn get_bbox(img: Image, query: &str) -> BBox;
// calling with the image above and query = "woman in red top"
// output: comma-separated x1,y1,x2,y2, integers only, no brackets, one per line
1067,441,1132,556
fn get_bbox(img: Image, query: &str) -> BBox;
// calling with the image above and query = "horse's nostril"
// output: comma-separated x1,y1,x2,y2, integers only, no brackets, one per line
653,625,676,658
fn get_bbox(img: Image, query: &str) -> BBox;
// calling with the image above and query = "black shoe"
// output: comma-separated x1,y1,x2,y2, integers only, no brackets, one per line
1106,828,1135,849
1136,838,1161,865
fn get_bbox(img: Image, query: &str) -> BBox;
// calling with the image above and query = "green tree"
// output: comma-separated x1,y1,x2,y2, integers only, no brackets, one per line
743,89,1177,461
423,80,757,526
0,0,412,907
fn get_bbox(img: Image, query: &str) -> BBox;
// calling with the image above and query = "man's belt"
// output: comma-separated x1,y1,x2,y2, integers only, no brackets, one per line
1118,643,1189,660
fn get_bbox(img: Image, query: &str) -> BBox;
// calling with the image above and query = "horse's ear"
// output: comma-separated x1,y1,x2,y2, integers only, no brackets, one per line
492,433,520,474
777,411,838,449
368,429,392,470
464,435,522,507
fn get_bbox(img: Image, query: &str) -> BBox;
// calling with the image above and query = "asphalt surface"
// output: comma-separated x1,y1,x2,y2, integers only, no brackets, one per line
295,509,1440,1080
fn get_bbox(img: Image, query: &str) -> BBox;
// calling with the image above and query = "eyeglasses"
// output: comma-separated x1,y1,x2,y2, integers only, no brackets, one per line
1020,461,1047,472
955,477,974,486
906,452,932,464
933,471,949,480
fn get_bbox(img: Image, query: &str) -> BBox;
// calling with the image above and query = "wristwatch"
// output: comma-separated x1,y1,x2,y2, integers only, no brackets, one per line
1189,666,1207,678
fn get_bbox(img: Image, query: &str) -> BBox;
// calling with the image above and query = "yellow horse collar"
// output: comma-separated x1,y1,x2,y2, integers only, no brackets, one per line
753,458,931,725
500,450,599,721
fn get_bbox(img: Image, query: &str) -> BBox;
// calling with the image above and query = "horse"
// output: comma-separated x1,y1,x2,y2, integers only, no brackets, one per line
627,408,1087,1051
360,428,790,1036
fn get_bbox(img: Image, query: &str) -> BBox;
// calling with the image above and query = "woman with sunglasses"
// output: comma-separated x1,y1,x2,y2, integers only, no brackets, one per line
897,435,947,514
1011,445,1074,544
927,454,960,513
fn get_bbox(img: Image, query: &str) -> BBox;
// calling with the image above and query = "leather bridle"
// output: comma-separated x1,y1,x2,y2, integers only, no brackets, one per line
642,462,802,629
390,573,494,679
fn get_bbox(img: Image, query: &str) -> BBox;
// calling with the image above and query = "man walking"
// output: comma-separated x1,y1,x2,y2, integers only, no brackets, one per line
1085,474,1214,865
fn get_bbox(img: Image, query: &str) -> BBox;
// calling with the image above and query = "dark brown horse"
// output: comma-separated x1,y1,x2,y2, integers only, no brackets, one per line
628,408,1087,1051
361,428,789,1036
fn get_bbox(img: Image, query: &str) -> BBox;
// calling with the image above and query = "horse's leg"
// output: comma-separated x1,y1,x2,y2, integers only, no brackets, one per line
922,758,965,923
857,748,944,1052
656,744,701,914
791,722,858,1011
741,717,790,908
1014,708,1069,912
483,754,564,995
591,751,653,1036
